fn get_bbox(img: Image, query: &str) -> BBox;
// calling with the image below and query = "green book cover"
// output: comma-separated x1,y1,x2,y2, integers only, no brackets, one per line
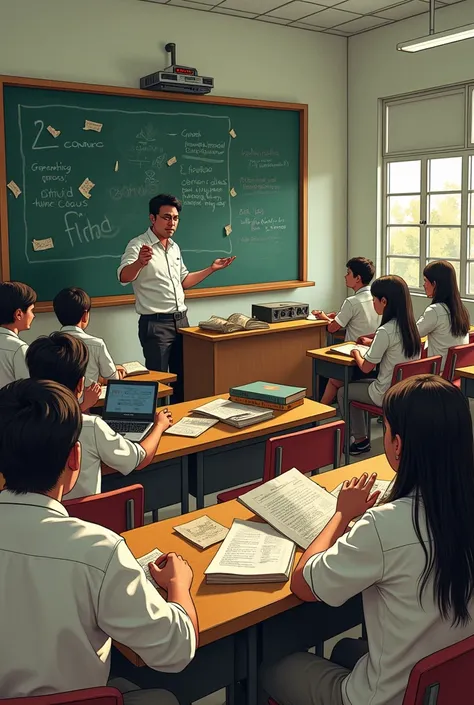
229,381,306,404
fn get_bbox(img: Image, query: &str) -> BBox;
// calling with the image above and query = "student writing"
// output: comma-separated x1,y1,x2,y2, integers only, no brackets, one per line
0,281,36,389
338,275,421,455
0,379,197,701
312,258,380,404
26,333,172,500
263,374,474,705
416,260,470,371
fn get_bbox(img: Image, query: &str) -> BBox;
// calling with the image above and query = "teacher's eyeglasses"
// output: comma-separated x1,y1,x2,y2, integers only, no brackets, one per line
158,214,180,223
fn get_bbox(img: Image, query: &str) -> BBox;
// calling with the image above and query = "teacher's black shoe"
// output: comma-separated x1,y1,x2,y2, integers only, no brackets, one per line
349,439,371,456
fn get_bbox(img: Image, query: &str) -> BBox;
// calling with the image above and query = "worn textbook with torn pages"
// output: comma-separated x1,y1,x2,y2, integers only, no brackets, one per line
198,313,269,334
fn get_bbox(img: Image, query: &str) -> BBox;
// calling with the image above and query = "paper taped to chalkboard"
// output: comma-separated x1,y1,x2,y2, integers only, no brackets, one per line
32,238,54,252
7,180,21,198
78,178,95,199
47,126,61,138
83,119,103,132
229,129,237,138
230,187,237,197
167,156,177,166
224,224,232,237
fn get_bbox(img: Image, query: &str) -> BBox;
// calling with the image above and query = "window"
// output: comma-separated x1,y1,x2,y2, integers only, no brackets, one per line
382,85,474,297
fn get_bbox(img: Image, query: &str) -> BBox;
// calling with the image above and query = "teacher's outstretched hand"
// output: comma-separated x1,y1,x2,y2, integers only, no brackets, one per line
211,257,236,271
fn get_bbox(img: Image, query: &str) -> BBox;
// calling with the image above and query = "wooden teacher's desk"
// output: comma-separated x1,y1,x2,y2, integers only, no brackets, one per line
181,319,327,401
101,394,336,517
113,454,393,705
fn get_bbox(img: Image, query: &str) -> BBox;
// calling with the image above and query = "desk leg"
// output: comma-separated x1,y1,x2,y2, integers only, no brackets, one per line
312,359,319,401
181,456,189,515
344,367,350,466
246,625,258,705
196,452,204,510
461,377,468,397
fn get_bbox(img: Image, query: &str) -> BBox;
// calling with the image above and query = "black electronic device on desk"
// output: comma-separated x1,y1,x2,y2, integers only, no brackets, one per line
251,302,309,323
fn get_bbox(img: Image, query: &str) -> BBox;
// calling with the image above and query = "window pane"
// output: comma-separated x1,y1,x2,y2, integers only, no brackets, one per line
388,196,420,224
388,227,420,256
468,262,474,294
470,228,474,259
427,228,461,259
428,194,461,225
387,257,420,287
469,194,474,226
388,161,421,194
470,155,474,189
427,259,460,284
428,157,462,191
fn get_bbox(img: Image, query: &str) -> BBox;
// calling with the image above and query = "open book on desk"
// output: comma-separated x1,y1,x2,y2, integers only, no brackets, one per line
329,343,370,357
193,398,273,428
198,313,269,334
204,519,295,584
121,361,149,377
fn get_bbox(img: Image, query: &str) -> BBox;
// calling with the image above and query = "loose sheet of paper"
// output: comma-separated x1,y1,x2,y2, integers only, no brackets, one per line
32,238,54,252
239,468,337,549
167,156,177,166
174,515,229,548
78,178,95,199
99,385,107,400
229,129,237,138
230,187,237,197
224,224,232,237
138,548,164,583
331,478,393,503
83,119,103,132
7,181,22,198
47,125,61,138
194,397,269,421
114,161,119,172
330,343,369,357
165,416,218,438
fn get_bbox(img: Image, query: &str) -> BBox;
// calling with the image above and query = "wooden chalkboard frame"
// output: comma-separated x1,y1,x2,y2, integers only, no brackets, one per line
0,75,312,313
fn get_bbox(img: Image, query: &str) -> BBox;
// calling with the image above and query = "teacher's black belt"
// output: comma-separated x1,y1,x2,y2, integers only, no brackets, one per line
140,311,187,321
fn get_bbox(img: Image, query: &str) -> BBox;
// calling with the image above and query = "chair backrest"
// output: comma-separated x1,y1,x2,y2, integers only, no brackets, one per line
63,484,144,534
391,355,442,386
469,330,474,344
442,343,474,383
0,686,123,705
402,635,474,705
262,421,345,483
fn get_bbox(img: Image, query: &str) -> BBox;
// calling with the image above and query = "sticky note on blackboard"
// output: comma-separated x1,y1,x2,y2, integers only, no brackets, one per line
47,125,61,138
224,224,232,237
78,178,95,199
83,119,103,133
114,161,119,172
7,181,22,198
230,187,237,197
229,129,237,138
167,156,177,167
33,238,54,252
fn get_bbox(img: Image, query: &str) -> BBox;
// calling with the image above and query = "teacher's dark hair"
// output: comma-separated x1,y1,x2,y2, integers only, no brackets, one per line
149,194,182,217
383,374,474,626
371,275,421,358
424,260,470,338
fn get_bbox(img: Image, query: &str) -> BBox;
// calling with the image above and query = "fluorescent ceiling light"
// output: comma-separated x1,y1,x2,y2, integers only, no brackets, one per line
397,22,474,52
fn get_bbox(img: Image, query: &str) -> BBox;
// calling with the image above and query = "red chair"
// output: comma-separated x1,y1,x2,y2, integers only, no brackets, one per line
0,686,123,704
402,635,474,704
216,420,345,503
351,356,442,440
63,484,144,534
469,330,474,344
442,342,474,387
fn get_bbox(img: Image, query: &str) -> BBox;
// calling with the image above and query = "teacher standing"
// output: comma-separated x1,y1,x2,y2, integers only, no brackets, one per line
118,194,235,402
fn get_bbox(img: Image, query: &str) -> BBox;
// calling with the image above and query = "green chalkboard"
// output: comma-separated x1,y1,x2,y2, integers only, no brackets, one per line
1,77,308,308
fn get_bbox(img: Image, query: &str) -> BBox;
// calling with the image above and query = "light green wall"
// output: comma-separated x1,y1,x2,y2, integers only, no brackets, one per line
0,0,347,360
348,1,474,319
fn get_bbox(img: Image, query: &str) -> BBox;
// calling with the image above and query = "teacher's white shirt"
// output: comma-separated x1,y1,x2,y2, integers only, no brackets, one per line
117,228,189,315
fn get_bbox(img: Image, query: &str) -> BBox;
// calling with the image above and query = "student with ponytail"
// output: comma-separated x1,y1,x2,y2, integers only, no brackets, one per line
417,260,470,370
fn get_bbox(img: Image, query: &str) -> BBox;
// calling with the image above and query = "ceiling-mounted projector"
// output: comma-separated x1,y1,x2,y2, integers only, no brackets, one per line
140,43,214,95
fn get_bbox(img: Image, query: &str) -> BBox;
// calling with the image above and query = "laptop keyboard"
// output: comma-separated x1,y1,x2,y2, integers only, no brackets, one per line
109,421,149,434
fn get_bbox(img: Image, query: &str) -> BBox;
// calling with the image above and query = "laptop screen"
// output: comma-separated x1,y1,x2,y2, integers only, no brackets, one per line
104,381,157,420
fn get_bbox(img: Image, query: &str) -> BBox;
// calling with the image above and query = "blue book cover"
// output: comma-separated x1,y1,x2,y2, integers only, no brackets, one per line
229,381,306,404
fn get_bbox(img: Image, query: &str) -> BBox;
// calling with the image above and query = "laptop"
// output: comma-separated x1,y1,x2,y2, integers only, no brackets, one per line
102,379,159,441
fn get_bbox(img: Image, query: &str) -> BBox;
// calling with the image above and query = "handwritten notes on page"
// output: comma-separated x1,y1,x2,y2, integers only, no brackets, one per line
173,515,229,549
32,238,54,252
7,181,21,198
78,178,95,199
138,548,164,584
83,119,103,133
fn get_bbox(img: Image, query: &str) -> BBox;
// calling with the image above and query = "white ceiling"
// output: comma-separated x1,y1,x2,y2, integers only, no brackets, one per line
141,0,465,36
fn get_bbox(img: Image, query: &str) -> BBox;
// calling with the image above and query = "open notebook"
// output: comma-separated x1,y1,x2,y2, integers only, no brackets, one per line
329,343,369,357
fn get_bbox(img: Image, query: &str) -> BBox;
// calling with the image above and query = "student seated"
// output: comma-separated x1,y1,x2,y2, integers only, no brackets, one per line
312,258,380,404
416,260,470,371
262,374,474,705
0,378,197,701
339,275,421,455
26,332,172,499
0,281,36,389
53,287,126,386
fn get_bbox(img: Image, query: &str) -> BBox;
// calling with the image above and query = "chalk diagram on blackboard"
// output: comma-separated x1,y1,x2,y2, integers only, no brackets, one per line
17,104,234,264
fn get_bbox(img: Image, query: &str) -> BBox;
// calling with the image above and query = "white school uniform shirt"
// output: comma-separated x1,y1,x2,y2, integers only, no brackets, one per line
65,414,146,500
334,286,380,342
60,325,120,386
303,497,474,705
0,491,196,697
0,326,29,389
364,319,420,407
117,228,189,315
416,303,469,371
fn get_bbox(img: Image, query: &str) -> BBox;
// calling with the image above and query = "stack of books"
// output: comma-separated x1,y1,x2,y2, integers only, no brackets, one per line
229,381,307,411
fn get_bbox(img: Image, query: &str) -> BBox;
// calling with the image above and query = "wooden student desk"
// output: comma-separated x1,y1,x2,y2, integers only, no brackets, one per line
101,394,336,518
456,366,474,397
93,370,177,408
113,454,393,705
181,319,327,401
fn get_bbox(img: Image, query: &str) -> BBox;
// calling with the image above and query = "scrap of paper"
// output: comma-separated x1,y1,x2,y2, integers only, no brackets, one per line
7,181,22,199
230,187,237,197
114,161,119,172
78,178,95,199
173,515,229,549
32,238,54,252
167,156,177,167
83,119,103,133
229,128,237,138
47,125,61,138
224,224,232,237
138,548,164,584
